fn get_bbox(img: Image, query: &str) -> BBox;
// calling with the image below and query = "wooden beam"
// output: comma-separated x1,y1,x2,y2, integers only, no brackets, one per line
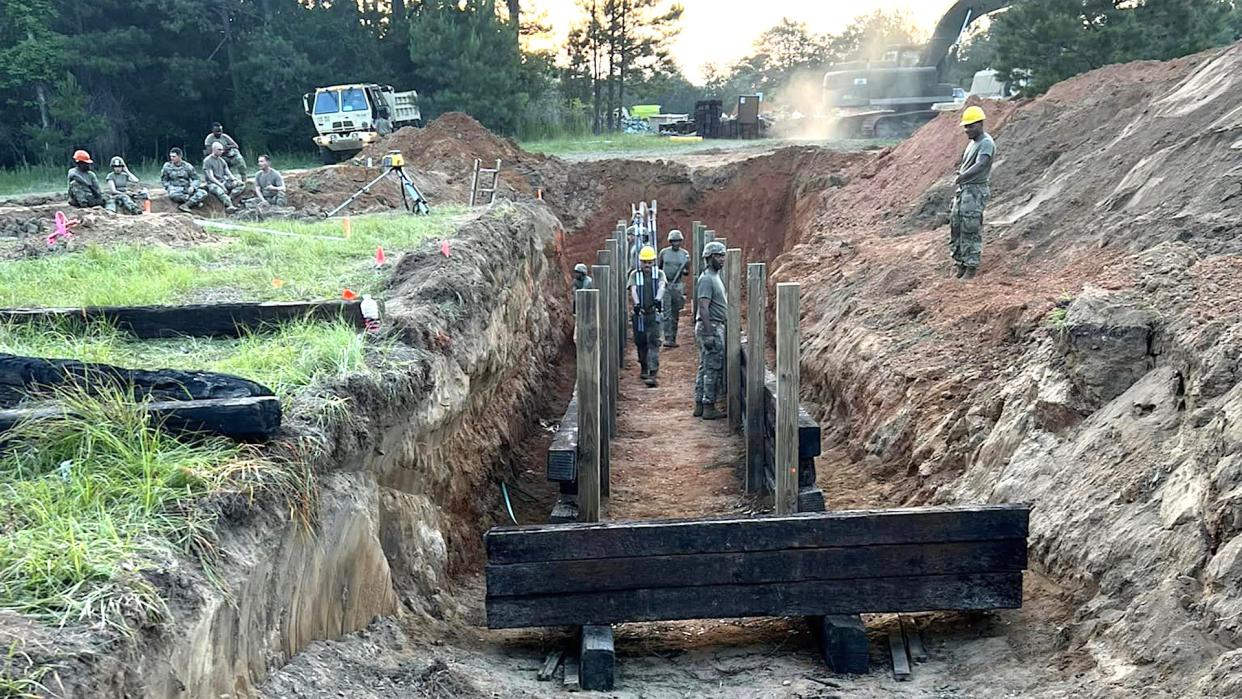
0,396,282,441
578,625,615,691
603,240,619,438
812,615,870,674
901,616,928,662
0,301,367,339
592,263,611,494
538,650,564,681
486,572,1023,628
775,283,800,514
486,539,1027,596
889,628,912,681
575,288,601,523
486,505,1030,564
745,264,767,494
546,394,578,482
725,249,742,432
613,228,627,357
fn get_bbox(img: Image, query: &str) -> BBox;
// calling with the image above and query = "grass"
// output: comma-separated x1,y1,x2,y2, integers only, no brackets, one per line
0,640,50,699
0,209,463,308
0,150,320,198
0,388,314,634
521,132,900,158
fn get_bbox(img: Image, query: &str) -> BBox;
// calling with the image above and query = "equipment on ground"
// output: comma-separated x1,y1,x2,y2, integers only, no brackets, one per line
822,1,1013,138
628,200,658,270
638,246,657,262
469,158,502,206
960,105,987,126
303,84,422,164
327,149,430,217
73,150,92,164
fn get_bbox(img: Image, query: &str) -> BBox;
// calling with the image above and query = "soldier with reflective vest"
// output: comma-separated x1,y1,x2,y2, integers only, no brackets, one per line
67,150,105,209
657,229,690,347
627,246,667,387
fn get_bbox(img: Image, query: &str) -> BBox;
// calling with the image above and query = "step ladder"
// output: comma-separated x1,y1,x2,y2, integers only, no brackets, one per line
469,158,502,206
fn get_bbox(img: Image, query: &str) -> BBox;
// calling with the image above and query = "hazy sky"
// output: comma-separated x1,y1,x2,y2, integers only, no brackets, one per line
528,0,951,83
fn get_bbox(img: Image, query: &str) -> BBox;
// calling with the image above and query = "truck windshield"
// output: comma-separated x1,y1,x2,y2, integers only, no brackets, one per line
340,88,369,113
313,91,340,114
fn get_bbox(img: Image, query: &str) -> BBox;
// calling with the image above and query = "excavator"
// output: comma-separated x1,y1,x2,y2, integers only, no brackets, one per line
822,0,1012,138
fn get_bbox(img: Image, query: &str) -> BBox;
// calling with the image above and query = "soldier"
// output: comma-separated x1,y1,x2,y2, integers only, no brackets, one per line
571,263,593,344
252,154,287,207
104,156,147,215
950,105,996,279
67,150,105,209
202,141,243,213
657,229,690,347
628,246,667,387
161,147,208,213
694,240,728,420
203,122,247,181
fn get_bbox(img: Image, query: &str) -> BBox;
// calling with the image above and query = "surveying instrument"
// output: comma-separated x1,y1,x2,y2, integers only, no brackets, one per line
328,150,430,217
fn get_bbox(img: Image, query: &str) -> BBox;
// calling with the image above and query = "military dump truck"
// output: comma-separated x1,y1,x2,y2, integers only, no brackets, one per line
303,84,422,163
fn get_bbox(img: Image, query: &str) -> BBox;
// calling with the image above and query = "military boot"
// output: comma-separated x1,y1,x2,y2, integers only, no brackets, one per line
702,403,725,420
693,402,704,417
963,267,977,279
954,264,966,278
644,370,657,388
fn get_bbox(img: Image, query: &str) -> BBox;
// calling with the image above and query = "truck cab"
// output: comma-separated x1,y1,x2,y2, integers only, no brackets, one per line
303,84,422,163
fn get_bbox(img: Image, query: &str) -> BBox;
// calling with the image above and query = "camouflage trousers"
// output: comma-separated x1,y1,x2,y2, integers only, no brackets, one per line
949,184,989,269
206,180,245,208
633,309,662,376
694,322,725,405
254,188,287,207
662,283,685,344
68,183,105,208
223,150,247,180
167,185,208,208
107,191,144,215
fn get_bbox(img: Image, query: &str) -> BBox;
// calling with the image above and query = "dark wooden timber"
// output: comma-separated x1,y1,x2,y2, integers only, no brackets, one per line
487,505,1029,565
798,487,826,513
0,396,281,440
538,650,563,681
812,616,870,674
0,300,367,338
902,616,928,662
889,629,911,681
546,394,578,482
738,339,820,500
1,354,272,407
578,625,615,691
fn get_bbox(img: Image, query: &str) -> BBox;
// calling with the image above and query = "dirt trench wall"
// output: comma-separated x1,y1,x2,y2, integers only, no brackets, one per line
36,203,568,698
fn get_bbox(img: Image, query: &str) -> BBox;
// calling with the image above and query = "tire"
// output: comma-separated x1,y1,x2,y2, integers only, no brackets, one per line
319,147,336,165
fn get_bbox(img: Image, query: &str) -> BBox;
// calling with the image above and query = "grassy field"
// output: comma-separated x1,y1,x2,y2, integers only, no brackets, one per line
0,150,320,198
0,209,464,308
521,133,725,157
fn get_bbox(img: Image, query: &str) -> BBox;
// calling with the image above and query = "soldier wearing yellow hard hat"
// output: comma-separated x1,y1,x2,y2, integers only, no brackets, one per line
627,245,667,387
950,105,995,279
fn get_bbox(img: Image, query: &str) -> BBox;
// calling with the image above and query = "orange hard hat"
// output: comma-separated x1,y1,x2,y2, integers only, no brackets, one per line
72,149,93,164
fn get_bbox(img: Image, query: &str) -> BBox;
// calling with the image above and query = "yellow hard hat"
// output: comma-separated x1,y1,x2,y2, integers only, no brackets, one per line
960,106,986,126
639,246,657,262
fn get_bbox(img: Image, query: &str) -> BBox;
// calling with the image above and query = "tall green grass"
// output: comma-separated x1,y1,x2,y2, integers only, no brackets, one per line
0,389,313,633
521,133,718,156
0,210,463,308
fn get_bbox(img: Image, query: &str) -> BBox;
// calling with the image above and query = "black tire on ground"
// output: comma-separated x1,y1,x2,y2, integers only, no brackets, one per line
319,146,336,165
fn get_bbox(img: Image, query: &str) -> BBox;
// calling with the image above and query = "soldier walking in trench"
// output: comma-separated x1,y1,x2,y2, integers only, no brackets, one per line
657,229,690,347
628,246,667,387
694,241,728,420
950,105,996,279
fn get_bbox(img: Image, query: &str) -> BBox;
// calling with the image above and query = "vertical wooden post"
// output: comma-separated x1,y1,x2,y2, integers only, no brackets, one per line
745,262,767,494
611,236,627,368
691,222,704,323
775,282,800,515
592,262,611,496
601,243,619,438
575,288,601,522
725,248,743,432
705,229,716,247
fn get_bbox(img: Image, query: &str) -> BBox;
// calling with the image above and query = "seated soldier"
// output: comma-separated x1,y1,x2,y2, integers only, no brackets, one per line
105,156,148,215
160,147,208,213
252,154,287,207
67,150,106,209
203,121,247,181
202,141,244,213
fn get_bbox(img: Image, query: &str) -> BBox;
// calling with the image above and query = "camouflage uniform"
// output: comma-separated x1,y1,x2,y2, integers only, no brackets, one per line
628,267,667,380
67,169,105,208
949,132,996,270
204,132,247,180
657,245,690,344
161,161,208,208
254,168,287,207
202,154,244,208
105,171,145,214
694,267,727,406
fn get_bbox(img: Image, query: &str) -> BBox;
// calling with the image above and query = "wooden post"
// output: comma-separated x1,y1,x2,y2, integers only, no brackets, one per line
745,262,767,494
775,282,800,515
725,249,743,432
575,289,601,522
601,243,618,438
705,229,716,246
592,263,611,496
610,236,626,369
691,222,704,324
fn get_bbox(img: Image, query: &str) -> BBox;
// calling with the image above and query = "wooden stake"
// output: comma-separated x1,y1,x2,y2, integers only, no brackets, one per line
775,282,800,515
691,222,704,324
592,263,611,493
575,289,601,522
745,262,767,493
725,248,743,432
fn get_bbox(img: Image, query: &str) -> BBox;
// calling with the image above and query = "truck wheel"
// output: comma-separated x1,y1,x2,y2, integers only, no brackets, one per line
319,147,336,165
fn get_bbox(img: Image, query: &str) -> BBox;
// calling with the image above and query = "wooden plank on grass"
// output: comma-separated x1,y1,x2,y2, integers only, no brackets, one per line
0,396,282,441
486,571,1023,628
486,505,1030,564
485,539,1027,596
0,301,367,339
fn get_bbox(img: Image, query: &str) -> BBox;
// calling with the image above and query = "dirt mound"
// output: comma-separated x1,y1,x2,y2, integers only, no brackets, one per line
285,163,457,212
0,204,216,260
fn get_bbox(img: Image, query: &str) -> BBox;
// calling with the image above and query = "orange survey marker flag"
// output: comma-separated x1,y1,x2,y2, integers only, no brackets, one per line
375,245,387,267
342,288,358,300
441,240,451,257
271,278,285,289
343,215,352,239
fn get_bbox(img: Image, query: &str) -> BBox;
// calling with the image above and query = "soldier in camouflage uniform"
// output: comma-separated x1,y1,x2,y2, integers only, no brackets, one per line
105,156,147,214
202,141,243,213
694,241,728,420
203,122,247,181
161,147,208,213
67,150,105,209
949,106,996,279
628,246,667,387
657,229,690,347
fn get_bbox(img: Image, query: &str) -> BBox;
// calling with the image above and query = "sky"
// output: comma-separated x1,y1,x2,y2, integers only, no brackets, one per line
527,0,952,83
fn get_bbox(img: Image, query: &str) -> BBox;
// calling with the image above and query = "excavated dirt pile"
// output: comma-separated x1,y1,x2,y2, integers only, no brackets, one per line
772,42,1242,696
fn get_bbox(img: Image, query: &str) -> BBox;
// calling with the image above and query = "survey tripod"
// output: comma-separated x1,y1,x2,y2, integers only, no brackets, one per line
328,150,430,217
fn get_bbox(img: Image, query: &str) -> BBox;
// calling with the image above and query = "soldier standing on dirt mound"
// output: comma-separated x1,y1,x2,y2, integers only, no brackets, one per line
950,105,996,279
694,241,728,420
628,246,667,387
161,148,209,213
67,150,106,209
658,229,690,347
